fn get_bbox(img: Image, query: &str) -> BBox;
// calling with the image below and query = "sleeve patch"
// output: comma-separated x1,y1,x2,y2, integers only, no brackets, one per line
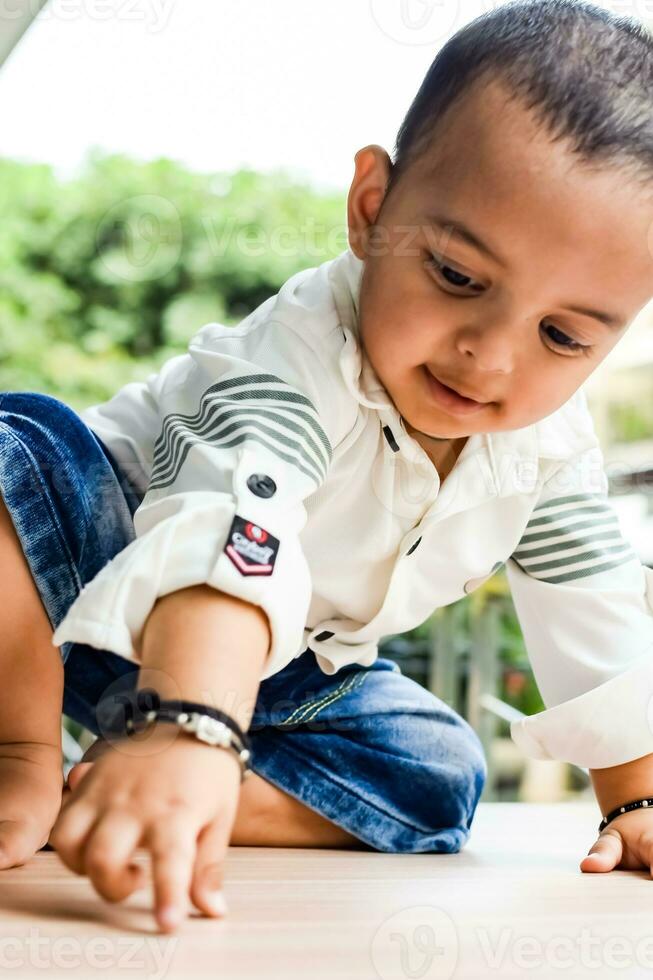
224,514,279,576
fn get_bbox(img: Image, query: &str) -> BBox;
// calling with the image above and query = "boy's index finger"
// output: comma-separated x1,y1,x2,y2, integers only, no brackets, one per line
145,814,199,932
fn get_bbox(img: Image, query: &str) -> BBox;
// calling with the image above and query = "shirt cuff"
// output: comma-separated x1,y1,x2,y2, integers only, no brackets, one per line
510,648,653,768
52,491,311,681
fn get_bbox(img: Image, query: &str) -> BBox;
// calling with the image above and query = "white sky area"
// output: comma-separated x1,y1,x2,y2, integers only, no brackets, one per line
0,0,620,191
2,0,647,365
3,0,653,432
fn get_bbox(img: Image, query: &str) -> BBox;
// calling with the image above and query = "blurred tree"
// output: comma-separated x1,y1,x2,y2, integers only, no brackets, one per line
0,150,346,410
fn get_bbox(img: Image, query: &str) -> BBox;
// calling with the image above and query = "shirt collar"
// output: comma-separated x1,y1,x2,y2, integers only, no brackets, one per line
327,245,392,411
326,245,598,476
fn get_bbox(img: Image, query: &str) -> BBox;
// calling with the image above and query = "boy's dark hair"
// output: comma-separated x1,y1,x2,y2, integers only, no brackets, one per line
386,0,653,197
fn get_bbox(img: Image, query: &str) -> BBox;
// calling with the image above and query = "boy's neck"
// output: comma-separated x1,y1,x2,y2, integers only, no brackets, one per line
402,419,469,483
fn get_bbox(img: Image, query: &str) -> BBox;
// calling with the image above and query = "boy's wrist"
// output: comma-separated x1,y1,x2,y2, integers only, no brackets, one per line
102,709,252,781
589,751,653,817
136,583,271,733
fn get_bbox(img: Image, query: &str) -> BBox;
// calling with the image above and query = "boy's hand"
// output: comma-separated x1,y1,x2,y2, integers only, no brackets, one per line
580,809,653,876
49,725,240,932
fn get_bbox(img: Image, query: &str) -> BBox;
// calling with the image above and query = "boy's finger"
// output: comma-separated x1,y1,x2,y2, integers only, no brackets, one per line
82,810,146,903
46,784,73,847
189,818,230,918
0,819,50,869
145,812,198,933
579,830,623,872
49,801,99,875
65,762,94,793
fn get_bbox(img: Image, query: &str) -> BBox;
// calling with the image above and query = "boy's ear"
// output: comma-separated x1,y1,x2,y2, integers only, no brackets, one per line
347,145,394,259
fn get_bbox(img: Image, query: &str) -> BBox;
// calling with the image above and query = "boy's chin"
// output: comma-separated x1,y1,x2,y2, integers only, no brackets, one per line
407,419,476,440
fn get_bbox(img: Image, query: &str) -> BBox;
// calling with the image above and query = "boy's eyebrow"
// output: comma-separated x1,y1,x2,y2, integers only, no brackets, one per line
423,211,625,330
424,212,507,268
563,303,624,330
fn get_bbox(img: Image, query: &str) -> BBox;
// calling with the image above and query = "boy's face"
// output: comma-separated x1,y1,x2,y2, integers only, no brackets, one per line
347,78,653,440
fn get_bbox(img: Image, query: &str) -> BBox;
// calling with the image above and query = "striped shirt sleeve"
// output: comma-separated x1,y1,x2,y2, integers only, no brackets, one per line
511,490,638,586
52,318,346,681
506,444,653,769
147,370,332,494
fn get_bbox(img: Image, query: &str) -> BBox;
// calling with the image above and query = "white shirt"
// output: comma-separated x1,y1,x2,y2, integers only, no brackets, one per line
52,246,653,771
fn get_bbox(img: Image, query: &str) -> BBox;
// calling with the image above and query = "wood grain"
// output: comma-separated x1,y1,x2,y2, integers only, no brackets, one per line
1,802,651,979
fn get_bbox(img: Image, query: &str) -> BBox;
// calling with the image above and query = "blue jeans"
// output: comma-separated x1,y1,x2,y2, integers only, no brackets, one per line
0,391,487,853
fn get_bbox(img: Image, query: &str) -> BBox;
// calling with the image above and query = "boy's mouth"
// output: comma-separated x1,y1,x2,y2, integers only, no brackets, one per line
422,366,489,415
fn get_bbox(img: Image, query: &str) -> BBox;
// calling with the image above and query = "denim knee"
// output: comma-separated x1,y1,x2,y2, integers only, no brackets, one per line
239,655,490,856
368,710,488,854
420,722,487,853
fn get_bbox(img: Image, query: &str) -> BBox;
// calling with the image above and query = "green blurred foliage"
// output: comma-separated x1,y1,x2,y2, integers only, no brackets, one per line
469,569,545,718
0,150,347,412
436,569,543,717
609,400,653,443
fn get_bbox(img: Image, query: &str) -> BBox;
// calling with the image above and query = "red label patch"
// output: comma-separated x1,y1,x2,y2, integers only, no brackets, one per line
225,514,279,576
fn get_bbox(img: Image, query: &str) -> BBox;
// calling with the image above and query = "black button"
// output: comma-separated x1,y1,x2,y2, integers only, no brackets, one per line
382,424,400,453
247,473,277,498
406,536,422,556
314,630,334,642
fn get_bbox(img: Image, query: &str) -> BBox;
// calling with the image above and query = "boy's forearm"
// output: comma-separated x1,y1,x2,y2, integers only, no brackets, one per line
590,752,653,816
135,584,272,730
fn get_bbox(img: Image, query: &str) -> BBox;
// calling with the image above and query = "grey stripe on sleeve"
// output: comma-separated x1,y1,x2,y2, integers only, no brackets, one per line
149,373,333,492
512,492,637,584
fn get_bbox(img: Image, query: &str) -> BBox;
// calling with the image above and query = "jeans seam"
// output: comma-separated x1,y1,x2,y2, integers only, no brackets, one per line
300,670,369,724
277,671,354,726
276,670,366,727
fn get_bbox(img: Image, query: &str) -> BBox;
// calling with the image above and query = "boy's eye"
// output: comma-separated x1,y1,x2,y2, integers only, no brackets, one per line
438,265,473,288
426,254,591,357
540,323,590,356
427,255,479,291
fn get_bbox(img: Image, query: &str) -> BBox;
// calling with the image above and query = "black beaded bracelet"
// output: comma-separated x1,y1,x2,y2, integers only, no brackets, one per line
144,696,251,752
96,688,252,781
97,688,250,750
133,709,252,781
598,797,653,832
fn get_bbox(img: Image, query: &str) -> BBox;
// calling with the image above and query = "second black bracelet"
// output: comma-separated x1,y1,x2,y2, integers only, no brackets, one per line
598,797,653,832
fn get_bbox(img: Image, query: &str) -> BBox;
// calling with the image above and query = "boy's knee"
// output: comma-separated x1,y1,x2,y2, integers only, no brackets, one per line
448,730,488,830
411,751,486,853
364,712,488,854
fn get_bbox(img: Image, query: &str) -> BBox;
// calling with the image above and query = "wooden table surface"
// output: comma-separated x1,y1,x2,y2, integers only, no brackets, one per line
2,802,653,980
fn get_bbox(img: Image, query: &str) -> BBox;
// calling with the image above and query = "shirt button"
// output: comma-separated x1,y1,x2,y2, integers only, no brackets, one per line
247,473,277,498
405,536,422,556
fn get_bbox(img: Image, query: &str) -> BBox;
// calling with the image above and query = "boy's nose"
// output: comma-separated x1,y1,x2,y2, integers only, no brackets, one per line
454,317,517,376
